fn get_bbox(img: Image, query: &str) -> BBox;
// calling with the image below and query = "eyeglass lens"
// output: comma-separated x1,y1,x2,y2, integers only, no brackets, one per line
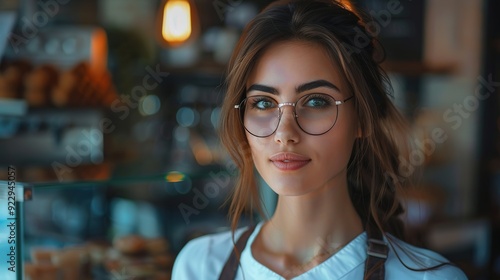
239,94,339,137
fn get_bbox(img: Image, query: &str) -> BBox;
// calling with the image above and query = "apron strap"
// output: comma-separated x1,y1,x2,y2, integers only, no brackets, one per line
364,224,388,280
218,225,256,280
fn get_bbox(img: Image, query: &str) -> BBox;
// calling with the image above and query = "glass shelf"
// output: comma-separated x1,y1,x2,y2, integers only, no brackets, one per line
1,163,238,279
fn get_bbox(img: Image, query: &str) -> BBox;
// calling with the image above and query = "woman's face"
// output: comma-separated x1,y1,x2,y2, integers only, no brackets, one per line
245,40,359,196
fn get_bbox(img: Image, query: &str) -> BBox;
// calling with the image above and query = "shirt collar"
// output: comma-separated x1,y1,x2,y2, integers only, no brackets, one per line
239,221,368,279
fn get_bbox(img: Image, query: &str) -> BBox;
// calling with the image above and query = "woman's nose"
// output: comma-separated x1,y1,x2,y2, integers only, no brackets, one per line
273,106,300,144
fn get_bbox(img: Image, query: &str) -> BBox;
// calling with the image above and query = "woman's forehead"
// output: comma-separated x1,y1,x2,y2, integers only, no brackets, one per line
245,40,346,93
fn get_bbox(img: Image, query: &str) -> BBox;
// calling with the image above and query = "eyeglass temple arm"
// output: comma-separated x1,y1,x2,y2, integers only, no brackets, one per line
343,96,354,102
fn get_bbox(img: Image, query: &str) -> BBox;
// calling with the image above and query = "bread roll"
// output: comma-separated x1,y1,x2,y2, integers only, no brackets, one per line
146,237,170,254
113,235,147,255
2,60,32,98
0,75,18,98
24,65,58,107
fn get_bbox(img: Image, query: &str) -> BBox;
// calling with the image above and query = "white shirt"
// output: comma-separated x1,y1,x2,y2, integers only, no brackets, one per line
172,222,468,279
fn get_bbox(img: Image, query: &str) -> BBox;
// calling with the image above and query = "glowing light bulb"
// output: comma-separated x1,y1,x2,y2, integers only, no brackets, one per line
162,0,192,44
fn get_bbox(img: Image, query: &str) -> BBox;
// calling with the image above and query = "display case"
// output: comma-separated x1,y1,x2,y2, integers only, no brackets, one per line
0,36,261,276
2,168,251,280
0,18,249,276
0,64,260,279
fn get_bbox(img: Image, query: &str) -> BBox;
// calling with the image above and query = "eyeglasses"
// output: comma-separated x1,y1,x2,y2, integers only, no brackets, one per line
234,93,353,137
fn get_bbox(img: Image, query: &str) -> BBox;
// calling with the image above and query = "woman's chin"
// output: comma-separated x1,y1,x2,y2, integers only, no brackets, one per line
268,183,317,197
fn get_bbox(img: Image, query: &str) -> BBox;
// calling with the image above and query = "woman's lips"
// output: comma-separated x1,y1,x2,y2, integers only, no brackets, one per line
269,153,311,171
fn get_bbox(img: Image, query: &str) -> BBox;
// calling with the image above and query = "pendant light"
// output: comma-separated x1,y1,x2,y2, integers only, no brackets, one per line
156,0,199,47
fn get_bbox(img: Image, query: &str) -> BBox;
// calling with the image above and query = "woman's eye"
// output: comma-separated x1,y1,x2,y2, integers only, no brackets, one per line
304,96,331,108
307,99,325,107
251,98,275,110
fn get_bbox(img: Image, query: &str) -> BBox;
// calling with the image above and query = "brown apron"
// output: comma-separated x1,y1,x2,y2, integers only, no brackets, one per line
218,225,388,280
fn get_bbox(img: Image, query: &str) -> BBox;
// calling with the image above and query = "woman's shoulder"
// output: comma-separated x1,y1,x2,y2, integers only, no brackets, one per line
177,227,248,260
385,235,468,279
171,226,251,279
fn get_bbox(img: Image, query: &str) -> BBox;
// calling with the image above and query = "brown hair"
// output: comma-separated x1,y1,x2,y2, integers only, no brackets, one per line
220,0,410,241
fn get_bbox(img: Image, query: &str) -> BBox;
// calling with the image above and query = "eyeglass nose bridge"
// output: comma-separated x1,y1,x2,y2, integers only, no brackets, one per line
277,102,298,118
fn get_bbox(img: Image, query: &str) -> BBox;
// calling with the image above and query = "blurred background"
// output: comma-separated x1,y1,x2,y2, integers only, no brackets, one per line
0,0,498,279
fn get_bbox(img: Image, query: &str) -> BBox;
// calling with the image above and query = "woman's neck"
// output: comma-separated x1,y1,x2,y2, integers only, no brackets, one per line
269,185,362,253
252,182,363,277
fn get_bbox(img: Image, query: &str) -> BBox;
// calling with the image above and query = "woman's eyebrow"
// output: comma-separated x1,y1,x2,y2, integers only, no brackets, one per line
296,80,340,93
246,84,278,95
246,79,340,95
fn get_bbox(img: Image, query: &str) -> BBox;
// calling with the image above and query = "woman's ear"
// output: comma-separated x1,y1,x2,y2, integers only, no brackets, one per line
356,123,372,138
357,126,363,138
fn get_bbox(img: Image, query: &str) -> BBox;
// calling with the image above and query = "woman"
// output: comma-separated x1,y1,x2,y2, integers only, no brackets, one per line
173,0,468,279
